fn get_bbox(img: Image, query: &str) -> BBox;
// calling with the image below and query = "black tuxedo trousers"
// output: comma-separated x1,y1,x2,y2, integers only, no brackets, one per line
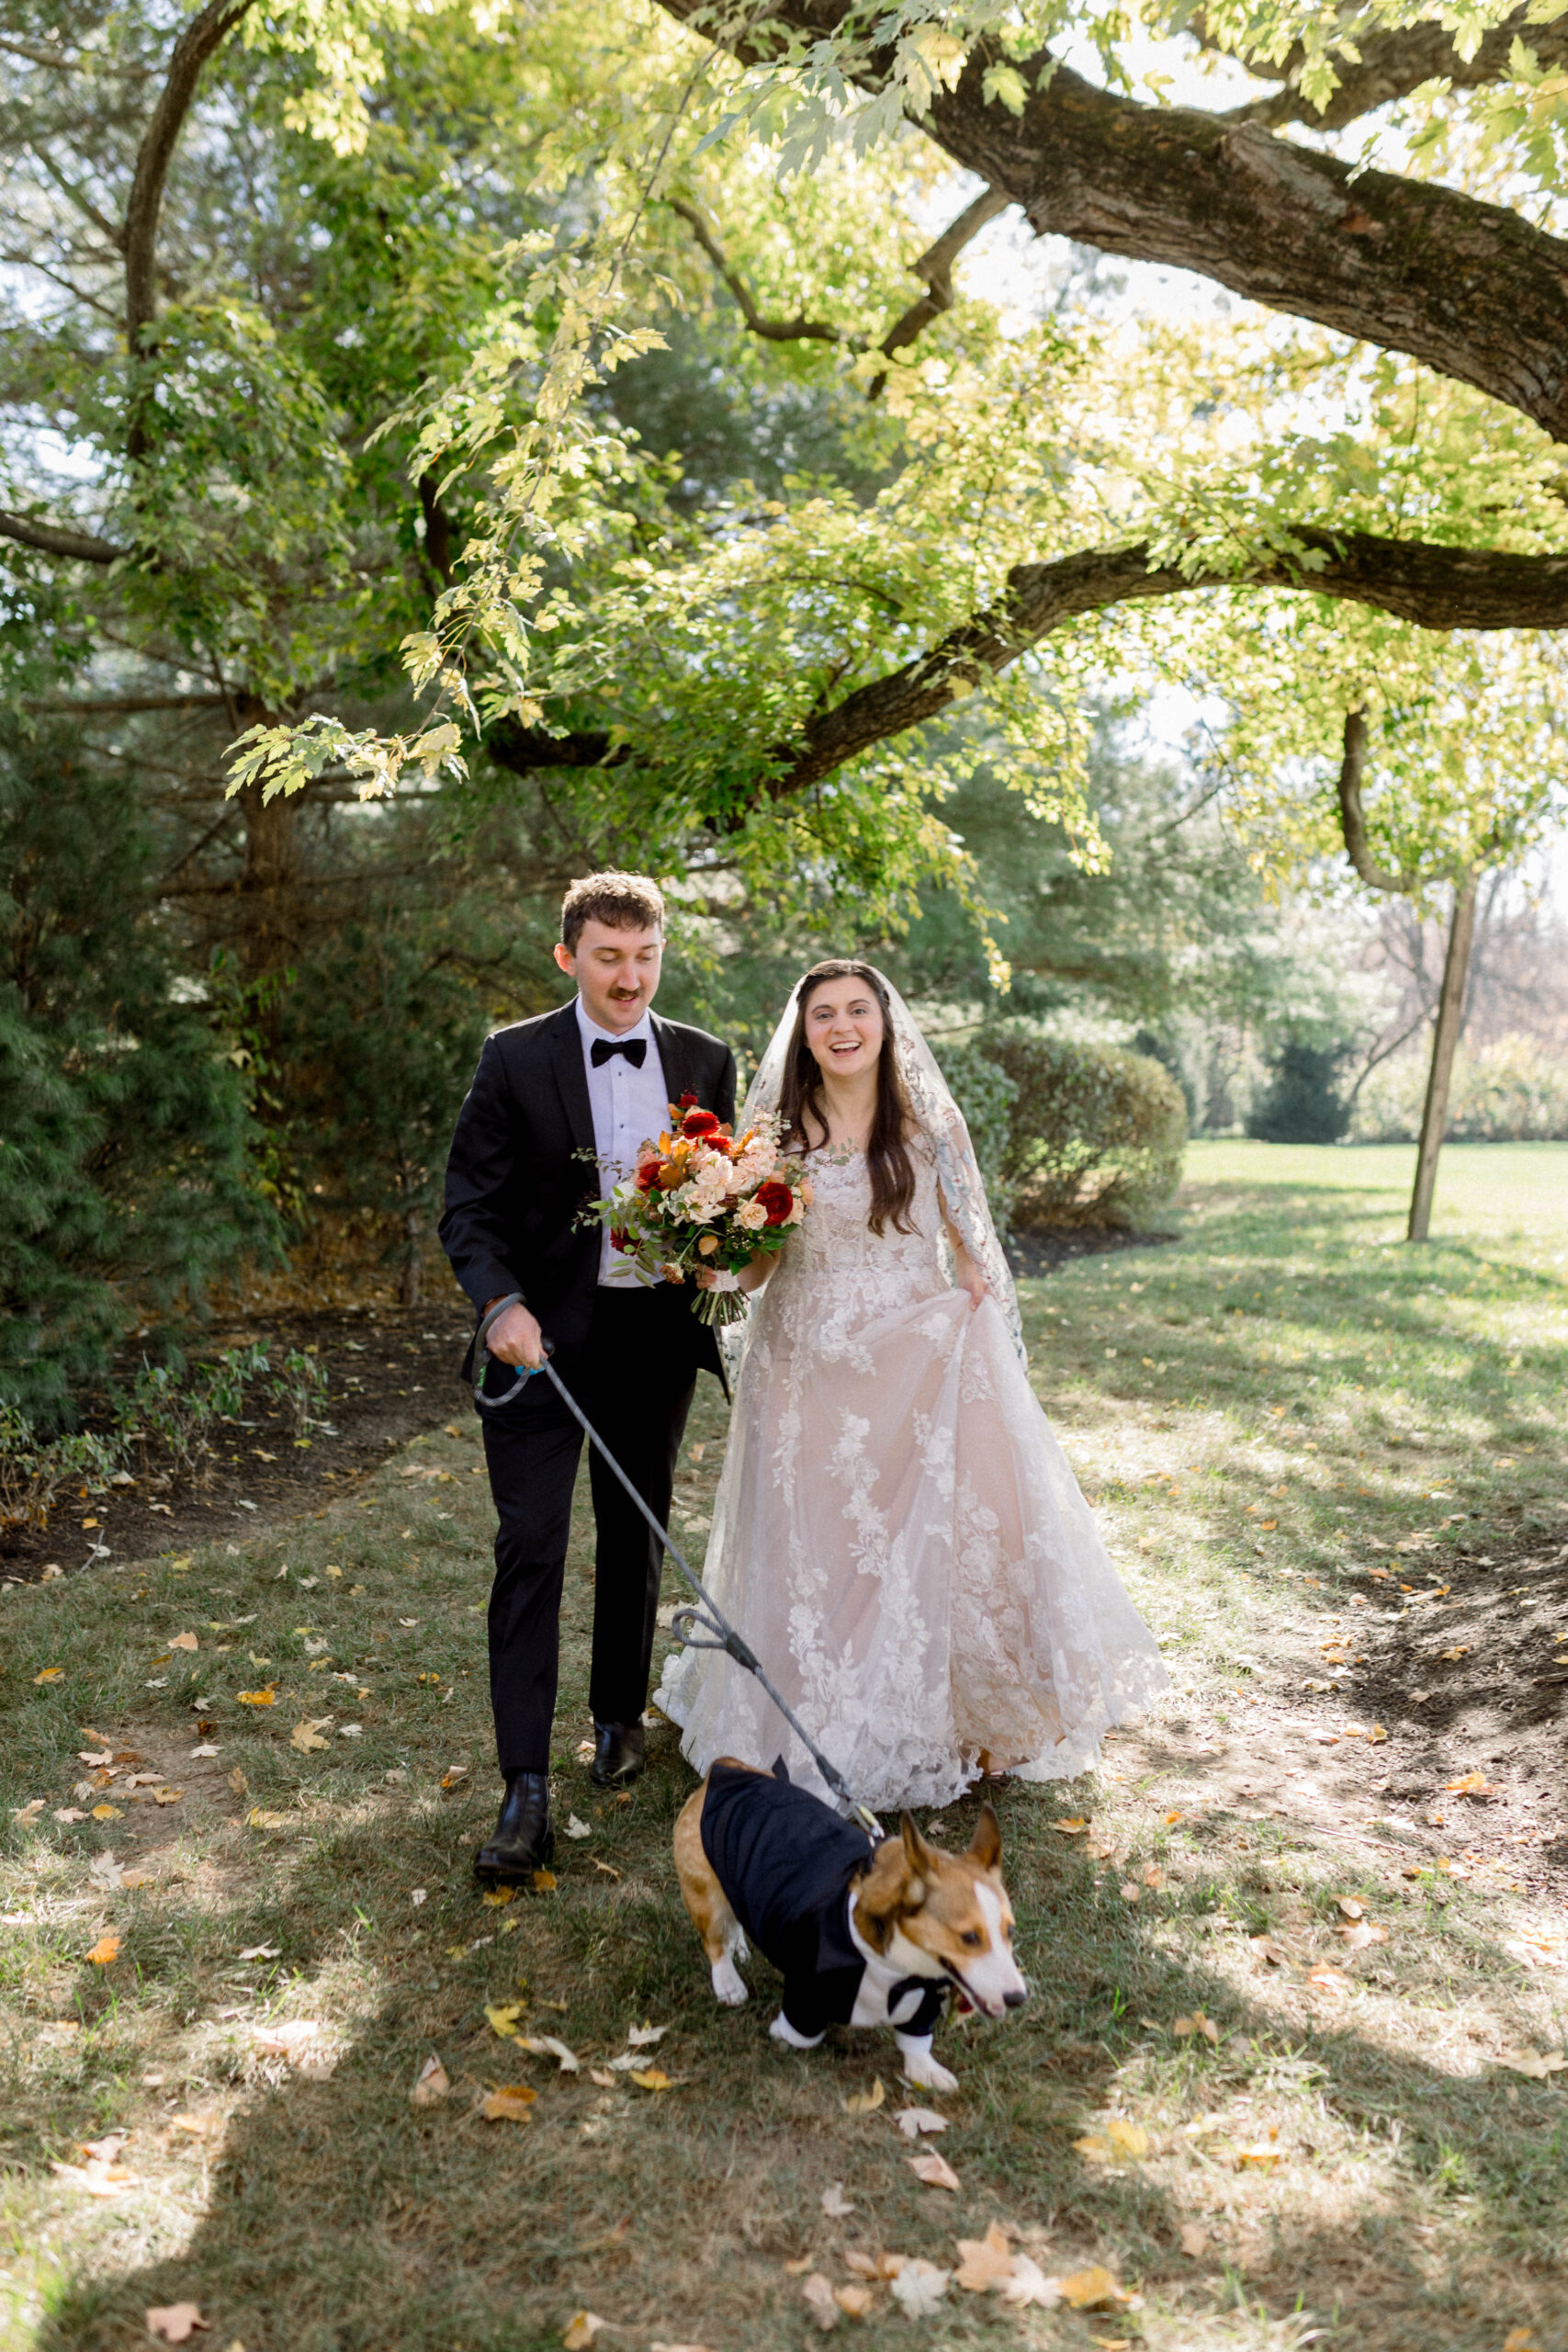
479,1285,712,1774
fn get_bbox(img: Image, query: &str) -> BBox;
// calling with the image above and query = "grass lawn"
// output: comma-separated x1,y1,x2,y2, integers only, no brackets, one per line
3,1141,1566,2352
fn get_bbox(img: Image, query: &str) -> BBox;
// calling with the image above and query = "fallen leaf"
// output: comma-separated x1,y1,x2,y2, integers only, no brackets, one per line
439,1765,468,1790
592,1859,622,1880
909,2150,960,2191
236,1688,276,1707
481,1886,516,1909
1494,2048,1568,2079
841,2078,885,2115
1439,1645,1471,1662
566,1815,592,1838
1336,1895,1365,1919
518,2035,581,2073
1052,1817,1089,1835
820,2182,856,2219
146,2307,208,2344
88,1851,124,1889
1445,1772,1493,1795
589,2069,617,2088
1179,2222,1209,2257
782,2256,818,2278
954,2222,1013,2292
485,2003,525,2040
888,2260,951,2318
54,1806,89,1823
1118,1881,1141,1903
895,2106,949,2138
1059,2267,1130,2311
533,1869,558,1892
833,2286,873,2320
802,2274,840,2331
246,1809,293,1829
480,2085,536,2121
85,1932,121,1965
1336,1919,1388,1951
33,1667,64,1683
1235,2143,1283,2166
170,1633,199,1652
1173,2012,1220,2046
561,2311,607,2348
1143,1863,1166,1890
630,2068,672,2091
998,2256,1061,2308
1163,1809,1183,1825
626,2022,667,2047
1075,2118,1149,2162
289,1718,332,1753
1306,1964,1350,1995
842,2253,900,2280
410,2055,450,2107
237,1944,280,1962
1504,2330,1544,2352
1248,1936,1288,1967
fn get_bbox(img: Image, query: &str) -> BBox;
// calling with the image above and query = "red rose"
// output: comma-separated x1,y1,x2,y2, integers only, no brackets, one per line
636,1161,660,1192
679,1091,698,1109
682,1107,721,1138
755,1180,794,1227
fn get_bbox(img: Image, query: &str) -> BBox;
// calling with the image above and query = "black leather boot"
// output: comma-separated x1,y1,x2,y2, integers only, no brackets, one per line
474,1771,554,1881
590,1720,646,1788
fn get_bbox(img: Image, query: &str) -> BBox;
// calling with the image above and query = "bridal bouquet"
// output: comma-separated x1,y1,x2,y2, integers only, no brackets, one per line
593,1096,811,1327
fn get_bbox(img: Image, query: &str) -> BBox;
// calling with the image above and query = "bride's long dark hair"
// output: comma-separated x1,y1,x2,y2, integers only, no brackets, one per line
778,961,918,1236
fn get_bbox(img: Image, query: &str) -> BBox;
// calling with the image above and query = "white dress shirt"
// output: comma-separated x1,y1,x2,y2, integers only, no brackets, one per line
575,997,671,1285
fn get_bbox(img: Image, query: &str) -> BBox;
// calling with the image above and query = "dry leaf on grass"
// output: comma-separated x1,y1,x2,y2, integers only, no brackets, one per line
782,2256,817,2277
410,2055,450,2107
954,2222,1013,2292
589,2069,617,2089
237,1944,280,1962
481,2085,537,2121
1052,1817,1089,1835
519,2035,581,2073
630,2068,672,2091
561,2313,608,2349
533,1869,558,1892
1074,2118,1149,2163
146,2308,208,2344
51,2155,138,2198
289,1719,332,1753
820,2182,855,2219
1163,1808,1184,1825
169,1633,198,1651
1337,1919,1389,1951
998,2256,1060,2309
1173,2012,1219,2045
842,2253,901,2281
1143,1863,1166,1890
85,1933,120,1965
1444,1772,1494,1796
1058,2267,1130,2311
1335,1896,1365,1920
841,2078,885,2114
888,2260,950,2318
566,1815,592,1838
895,2107,948,2138
481,1886,515,1909
802,2275,840,2331
91,1804,120,1821
626,2022,667,2047
1235,2142,1283,2166
1503,2330,1544,2352
33,1668,64,1684
834,2285,873,2319
485,2003,524,2039
1494,2048,1567,2078
1249,1936,1288,1967
1178,2222,1210,2257
908,2150,960,2191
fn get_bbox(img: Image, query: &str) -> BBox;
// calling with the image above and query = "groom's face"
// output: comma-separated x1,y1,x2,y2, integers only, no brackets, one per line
555,919,663,1034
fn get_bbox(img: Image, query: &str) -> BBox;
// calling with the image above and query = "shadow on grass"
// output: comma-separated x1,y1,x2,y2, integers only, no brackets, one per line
24,1756,1568,2352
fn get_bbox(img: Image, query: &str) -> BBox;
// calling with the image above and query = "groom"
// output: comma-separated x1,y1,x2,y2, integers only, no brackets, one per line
440,871,736,1881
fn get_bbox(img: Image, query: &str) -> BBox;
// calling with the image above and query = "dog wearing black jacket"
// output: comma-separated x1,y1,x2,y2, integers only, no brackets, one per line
673,1758,1027,2092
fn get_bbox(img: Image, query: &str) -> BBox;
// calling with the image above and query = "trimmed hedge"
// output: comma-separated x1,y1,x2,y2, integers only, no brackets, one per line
976,1031,1187,1227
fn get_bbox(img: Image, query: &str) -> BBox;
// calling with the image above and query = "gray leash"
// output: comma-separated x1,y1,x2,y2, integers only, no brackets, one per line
473,1293,882,1838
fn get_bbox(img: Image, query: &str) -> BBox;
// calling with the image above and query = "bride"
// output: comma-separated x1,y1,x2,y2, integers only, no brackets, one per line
655,961,1168,1812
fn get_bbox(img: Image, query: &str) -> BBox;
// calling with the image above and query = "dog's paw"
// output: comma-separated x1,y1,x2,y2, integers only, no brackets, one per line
711,1954,749,2007
901,2047,959,2094
769,2010,824,2051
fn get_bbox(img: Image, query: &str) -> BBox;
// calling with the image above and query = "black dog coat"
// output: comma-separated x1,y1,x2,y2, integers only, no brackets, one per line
700,1759,948,2041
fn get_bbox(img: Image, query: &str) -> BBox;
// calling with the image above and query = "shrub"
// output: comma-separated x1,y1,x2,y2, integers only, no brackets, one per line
976,1031,1187,1227
1,724,280,1425
930,1040,1020,1227
0,1404,124,1534
1247,1040,1352,1145
1352,1037,1568,1144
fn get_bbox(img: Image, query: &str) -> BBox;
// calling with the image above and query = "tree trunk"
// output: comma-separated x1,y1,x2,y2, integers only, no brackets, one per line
400,1204,423,1309
235,775,300,988
1407,869,1479,1244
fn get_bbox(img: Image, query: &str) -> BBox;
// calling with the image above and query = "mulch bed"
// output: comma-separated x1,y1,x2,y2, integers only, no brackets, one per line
1006,1223,1179,1277
1,1304,475,1584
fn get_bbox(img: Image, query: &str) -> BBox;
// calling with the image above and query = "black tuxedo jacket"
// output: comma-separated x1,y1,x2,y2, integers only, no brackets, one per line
439,1001,737,1378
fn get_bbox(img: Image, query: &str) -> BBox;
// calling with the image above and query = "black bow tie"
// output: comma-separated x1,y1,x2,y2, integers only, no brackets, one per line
591,1035,648,1069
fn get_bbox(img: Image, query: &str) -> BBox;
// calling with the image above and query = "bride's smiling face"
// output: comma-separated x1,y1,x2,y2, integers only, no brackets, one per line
803,978,885,1081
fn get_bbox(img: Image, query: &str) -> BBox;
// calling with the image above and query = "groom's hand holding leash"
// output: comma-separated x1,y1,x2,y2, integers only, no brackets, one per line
483,1296,547,1370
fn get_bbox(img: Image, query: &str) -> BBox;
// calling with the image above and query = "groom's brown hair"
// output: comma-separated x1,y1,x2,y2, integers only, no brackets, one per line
781,961,918,1237
560,871,666,953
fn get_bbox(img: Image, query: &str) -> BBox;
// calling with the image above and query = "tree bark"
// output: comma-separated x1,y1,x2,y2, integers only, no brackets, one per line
1407,869,1478,1244
234,696,301,987
652,2,1568,444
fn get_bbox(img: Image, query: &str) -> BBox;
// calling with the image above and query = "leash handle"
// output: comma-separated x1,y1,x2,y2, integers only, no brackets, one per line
473,1293,550,1409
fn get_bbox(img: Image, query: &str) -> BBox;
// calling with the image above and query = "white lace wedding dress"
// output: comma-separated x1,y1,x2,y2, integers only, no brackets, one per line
656,1135,1169,1812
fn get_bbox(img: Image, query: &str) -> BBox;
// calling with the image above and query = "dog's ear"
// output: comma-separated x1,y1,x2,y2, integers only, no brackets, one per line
968,1802,1002,1872
856,1838,919,1950
901,1810,937,1873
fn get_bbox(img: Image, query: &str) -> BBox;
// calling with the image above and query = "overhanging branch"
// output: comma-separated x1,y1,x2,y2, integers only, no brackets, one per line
0,507,125,563
1214,10,1568,132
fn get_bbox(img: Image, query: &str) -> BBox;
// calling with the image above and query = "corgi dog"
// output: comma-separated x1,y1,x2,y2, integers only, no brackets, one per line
673,1758,1027,2092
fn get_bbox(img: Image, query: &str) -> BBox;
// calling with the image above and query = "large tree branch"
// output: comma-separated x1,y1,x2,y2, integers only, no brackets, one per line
0,507,125,563
668,198,854,344
652,1,1568,445
1215,11,1568,132
123,0,253,363
1334,707,1417,892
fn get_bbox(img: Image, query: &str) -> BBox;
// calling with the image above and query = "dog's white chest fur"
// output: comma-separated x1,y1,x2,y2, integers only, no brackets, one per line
845,1897,945,2028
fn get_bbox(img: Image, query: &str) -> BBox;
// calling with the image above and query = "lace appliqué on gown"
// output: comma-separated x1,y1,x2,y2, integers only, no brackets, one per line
656,1142,1169,1811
